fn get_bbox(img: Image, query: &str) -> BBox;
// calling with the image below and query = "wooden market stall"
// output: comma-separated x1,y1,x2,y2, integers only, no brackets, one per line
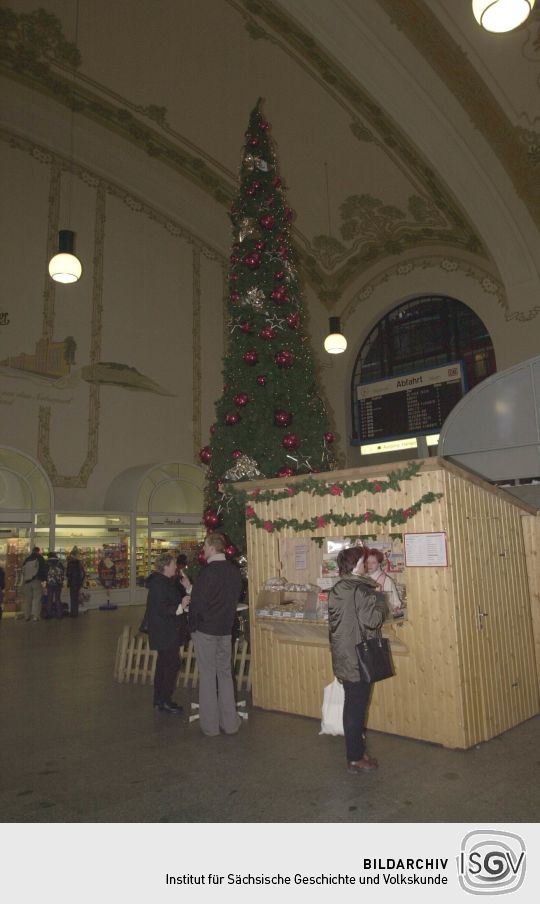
241,458,540,749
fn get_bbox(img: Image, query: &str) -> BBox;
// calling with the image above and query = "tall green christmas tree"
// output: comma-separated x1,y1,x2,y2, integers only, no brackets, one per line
199,100,337,558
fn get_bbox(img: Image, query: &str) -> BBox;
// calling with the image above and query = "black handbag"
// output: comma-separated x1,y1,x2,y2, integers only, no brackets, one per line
354,599,394,683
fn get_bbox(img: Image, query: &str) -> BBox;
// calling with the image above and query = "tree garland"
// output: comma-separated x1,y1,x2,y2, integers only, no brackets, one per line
232,461,443,534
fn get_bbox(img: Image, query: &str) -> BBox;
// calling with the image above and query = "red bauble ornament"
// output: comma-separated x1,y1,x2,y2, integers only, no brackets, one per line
274,270,285,281
324,432,335,444
244,252,261,269
230,254,240,264
278,244,289,259
256,374,267,386
248,137,259,148
232,449,243,460
233,392,249,407
240,321,251,334
203,509,221,529
271,287,288,305
210,423,217,435
274,409,292,427
276,465,295,477
254,240,266,252
230,291,241,304
249,179,262,192
260,120,270,131
282,432,300,450
260,214,275,230
275,350,295,368
199,445,212,464
283,207,294,222
229,273,239,282
225,412,240,426
260,326,275,341
224,544,237,558
243,350,258,366
286,313,300,329
273,177,282,189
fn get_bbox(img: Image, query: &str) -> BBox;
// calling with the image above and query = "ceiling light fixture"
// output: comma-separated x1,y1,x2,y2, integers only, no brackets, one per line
48,0,82,284
472,0,536,33
48,229,82,283
324,317,347,355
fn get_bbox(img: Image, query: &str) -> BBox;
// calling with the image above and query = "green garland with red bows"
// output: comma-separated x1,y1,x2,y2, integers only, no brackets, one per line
233,460,443,533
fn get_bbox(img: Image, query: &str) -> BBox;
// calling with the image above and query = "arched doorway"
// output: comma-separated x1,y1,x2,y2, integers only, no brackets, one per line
0,446,53,612
105,462,205,599
351,296,496,460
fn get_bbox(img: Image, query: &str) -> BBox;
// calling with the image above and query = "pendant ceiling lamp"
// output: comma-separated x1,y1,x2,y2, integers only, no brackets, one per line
48,229,82,283
48,0,82,284
324,317,347,355
472,0,536,33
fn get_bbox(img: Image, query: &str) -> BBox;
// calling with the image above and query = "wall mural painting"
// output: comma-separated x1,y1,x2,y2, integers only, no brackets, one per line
0,335,176,405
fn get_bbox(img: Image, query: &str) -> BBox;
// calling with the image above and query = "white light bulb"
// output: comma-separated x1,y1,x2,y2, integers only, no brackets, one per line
472,0,535,33
48,252,82,284
324,333,347,355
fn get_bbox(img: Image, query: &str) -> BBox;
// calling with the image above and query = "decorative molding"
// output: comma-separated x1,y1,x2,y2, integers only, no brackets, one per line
0,7,235,207
233,0,485,274
342,254,540,323
192,248,202,463
42,163,61,343
1,3,487,302
0,127,226,264
38,186,105,487
376,0,540,221
0,127,229,485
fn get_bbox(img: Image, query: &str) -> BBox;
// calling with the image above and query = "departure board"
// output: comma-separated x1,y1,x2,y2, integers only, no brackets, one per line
357,363,463,441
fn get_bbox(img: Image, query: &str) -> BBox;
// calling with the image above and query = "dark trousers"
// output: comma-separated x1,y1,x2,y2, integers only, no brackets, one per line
343,679,372,762
153,648,180,705
69,584,81,618
46,585,63,618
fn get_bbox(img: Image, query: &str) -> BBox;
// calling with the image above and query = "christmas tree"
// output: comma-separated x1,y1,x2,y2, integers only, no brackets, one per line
199,100,337,559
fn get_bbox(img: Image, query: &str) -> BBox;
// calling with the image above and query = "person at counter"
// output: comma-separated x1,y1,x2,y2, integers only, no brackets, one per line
145,551,188,714
188,532,242,737
328,546,387,774
365,548,403,617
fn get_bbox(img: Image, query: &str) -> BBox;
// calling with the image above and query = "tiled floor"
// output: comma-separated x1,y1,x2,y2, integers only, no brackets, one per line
1,607,539,823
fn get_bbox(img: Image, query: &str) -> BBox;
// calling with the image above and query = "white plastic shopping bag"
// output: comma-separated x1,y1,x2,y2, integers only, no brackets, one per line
319,677,344,735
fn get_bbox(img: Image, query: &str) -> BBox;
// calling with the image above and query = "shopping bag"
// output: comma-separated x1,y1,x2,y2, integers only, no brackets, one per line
319,677,344,736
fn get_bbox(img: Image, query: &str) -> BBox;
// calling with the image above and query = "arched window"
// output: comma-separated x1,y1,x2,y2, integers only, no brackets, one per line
351,296,496,445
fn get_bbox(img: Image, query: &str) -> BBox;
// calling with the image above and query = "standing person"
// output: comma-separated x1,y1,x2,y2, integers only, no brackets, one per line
66,548,85,618
189,532,243,737
20,547,46,621
328,546,387,774
145,552,186,714
365,548,403,616
45,551,65,619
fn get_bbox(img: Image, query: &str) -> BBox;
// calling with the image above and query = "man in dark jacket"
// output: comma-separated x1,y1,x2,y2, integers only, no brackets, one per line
189,532,243,736
146,551,187,713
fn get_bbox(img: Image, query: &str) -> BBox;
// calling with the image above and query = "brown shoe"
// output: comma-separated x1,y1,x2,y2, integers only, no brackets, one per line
347,755,379,773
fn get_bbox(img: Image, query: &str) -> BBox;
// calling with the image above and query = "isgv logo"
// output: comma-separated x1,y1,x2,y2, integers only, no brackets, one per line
458,830,526,895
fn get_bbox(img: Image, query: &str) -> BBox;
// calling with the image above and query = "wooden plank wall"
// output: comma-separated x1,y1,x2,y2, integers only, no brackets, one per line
444,471,539,747
521,514,540,694
247,464,467,748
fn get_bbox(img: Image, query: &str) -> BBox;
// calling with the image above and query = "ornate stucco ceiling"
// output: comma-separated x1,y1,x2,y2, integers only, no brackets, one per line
1,0,539,309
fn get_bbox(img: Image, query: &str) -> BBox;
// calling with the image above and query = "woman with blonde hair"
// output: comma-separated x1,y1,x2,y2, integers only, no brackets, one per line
328,546,386,773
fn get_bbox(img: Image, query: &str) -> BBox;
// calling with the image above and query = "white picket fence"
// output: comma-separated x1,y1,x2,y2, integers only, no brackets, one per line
114,625,252,692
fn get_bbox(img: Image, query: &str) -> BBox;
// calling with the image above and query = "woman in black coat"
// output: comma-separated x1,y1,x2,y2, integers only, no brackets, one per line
145,552,188,714
328,546,387,773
